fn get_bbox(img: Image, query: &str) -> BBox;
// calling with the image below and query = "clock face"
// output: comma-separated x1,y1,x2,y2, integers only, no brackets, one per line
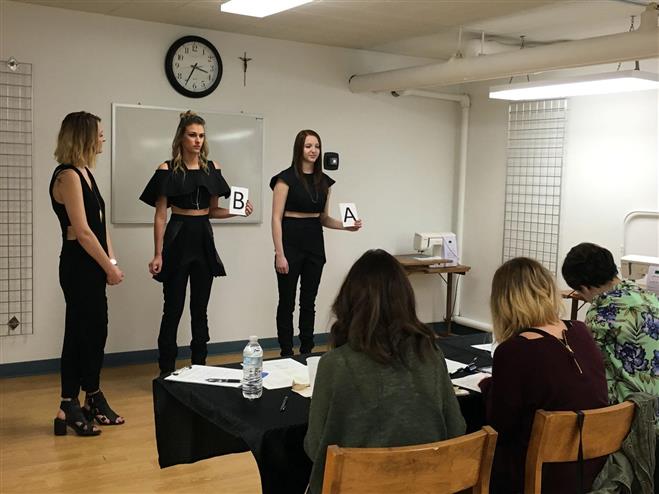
165,36,223,98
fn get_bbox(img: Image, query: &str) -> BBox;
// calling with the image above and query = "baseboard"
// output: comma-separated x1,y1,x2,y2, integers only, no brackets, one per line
0,333,331,378
0,322,483,379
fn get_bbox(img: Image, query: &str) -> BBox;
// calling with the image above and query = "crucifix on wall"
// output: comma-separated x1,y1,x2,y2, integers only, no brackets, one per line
239,51,252,87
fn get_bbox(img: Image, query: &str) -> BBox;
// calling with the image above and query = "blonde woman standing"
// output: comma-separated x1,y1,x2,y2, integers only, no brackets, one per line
140,111,253,375
480,257,607,493
49,111,125,436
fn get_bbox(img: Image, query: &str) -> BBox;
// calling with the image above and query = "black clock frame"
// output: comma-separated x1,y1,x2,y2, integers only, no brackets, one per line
165,35,223,98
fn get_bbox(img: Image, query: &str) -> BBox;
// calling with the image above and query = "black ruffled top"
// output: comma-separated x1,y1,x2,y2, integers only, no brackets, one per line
269,166,335,213
139,160,230,209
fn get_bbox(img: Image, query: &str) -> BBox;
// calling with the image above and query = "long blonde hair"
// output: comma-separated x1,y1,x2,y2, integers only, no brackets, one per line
54,111,101,168
171,110,209,174
490,257,563,343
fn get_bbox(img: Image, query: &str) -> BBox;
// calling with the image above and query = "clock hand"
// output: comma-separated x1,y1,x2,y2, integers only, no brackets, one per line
195,66,209,74
184,63,198,86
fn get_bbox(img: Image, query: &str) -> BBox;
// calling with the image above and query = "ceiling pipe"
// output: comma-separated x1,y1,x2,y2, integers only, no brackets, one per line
392,89,469,105
349,3,659,93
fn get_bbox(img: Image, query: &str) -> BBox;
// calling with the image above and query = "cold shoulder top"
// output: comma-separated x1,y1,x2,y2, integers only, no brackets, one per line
139,160,230,210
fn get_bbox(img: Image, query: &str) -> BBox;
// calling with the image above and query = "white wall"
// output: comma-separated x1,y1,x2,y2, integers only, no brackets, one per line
0,1,460,364
459,78,659,326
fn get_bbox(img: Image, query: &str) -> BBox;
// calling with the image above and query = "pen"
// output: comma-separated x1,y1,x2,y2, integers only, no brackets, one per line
205,378,241,383
280,395,288,412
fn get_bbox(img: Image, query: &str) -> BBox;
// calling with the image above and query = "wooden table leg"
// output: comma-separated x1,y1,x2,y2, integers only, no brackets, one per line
445,273,454,336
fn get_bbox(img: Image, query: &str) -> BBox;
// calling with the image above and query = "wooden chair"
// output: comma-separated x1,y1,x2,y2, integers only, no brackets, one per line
320,426,498,494
524,401,635,494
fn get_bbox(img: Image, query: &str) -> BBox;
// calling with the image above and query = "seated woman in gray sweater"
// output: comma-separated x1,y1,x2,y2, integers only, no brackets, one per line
304,249,466,494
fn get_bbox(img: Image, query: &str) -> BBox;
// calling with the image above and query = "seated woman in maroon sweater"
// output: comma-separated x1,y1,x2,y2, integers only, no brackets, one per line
479,257,608,494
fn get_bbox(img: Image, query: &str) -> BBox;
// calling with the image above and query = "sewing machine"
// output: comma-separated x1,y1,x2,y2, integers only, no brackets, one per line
413,232,459,266
621,254,659,280
621,255,659,295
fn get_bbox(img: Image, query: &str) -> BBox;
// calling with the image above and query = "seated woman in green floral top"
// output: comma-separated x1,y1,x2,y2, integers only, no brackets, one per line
562,242,659,405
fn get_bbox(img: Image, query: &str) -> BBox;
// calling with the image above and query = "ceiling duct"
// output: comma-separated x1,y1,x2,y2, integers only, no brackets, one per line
349,2,659,93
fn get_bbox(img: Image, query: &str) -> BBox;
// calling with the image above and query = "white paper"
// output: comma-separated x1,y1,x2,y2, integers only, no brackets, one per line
444,358,466,374
229,186,249,216
292,385,313,398
263,358,310,385
471,343,493,352
262,369,295,390
451,372,490,393
165,365,243,388
339,203,358,227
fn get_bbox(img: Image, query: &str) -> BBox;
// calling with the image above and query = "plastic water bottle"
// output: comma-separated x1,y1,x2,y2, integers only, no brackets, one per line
242,335,263,400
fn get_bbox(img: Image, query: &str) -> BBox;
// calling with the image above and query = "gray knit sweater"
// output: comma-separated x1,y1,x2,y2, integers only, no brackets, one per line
303,343,467,493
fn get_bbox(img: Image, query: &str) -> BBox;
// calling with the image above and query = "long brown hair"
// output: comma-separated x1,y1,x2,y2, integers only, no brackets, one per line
54,111,101,168
171,110,209,174
291,129,327,195
330,249,438,366
490,257,563,344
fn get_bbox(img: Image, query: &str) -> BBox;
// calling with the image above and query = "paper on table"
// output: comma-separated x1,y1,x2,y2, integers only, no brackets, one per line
263,358,310,385
165,365,243,388
451,372,490,393
471,343,493,352
263,370,295,390
444,358,466,374
291,383,313,398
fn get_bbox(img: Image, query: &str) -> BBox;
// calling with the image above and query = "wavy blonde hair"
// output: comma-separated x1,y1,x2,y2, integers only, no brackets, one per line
490,257,563,344
171,110,209,174
54,111,101,168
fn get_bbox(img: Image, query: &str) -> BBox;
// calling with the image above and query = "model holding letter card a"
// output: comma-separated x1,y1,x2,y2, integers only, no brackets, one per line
229,186,249,216
339,203,359,228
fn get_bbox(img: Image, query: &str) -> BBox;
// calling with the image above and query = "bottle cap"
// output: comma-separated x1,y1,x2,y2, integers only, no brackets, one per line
249,335,258,343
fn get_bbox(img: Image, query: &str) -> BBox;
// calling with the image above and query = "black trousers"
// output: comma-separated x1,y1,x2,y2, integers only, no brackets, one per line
158,260,213,373
276,218,325,356
59,240,108,399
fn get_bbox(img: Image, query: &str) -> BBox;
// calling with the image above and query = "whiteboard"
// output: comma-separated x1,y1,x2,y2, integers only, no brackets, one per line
111,104,263,224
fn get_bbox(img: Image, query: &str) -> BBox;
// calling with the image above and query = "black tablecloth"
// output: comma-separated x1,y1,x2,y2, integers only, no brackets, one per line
153,336,492,494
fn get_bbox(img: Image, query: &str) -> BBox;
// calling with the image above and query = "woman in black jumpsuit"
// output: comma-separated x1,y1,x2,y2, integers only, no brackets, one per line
49,111,125,436
271,130,362,356
140,111,253,375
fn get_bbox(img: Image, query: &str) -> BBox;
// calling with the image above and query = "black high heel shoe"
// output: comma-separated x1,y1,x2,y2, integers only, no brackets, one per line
53,398,101,436
85,391,124,426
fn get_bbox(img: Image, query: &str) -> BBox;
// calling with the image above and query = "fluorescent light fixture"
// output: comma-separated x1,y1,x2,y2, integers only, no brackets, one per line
220,0,313,18
489,70,659,101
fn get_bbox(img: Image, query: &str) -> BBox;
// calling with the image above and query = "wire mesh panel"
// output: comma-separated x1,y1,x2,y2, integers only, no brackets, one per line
0,60,33,336
502,99,567,274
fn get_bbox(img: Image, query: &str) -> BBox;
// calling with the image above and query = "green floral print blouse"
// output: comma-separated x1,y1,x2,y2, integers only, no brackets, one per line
585,280,659,419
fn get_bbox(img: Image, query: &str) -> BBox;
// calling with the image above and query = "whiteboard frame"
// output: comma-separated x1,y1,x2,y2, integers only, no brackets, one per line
111,103,264,225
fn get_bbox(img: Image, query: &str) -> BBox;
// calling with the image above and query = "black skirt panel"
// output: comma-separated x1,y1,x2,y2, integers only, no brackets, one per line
154,214,226,283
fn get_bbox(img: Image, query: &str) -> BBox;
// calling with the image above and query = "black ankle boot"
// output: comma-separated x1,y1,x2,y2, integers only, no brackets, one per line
85,391,124,426
54,398,101,437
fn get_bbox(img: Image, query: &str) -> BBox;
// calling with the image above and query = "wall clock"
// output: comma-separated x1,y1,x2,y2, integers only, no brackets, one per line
165,35,223,98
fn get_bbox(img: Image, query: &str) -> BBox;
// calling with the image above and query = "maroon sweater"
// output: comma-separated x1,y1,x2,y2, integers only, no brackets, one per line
480,320,608,494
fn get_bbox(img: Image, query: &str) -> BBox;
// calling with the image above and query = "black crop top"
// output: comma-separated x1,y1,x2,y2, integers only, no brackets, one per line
139,160,230,210
269,166,335,213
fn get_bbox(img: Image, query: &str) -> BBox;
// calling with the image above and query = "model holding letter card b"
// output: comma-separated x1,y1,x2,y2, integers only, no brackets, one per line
229,186,249,216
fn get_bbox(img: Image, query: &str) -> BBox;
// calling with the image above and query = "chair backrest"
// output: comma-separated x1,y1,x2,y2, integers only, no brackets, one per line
524,401,635,494
321,426,498,494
